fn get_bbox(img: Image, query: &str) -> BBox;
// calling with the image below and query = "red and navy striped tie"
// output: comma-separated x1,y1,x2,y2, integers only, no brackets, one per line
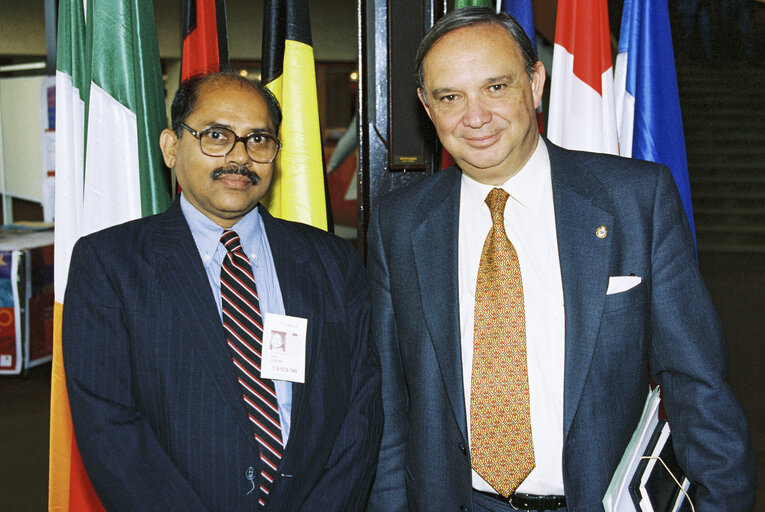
220,230,282,507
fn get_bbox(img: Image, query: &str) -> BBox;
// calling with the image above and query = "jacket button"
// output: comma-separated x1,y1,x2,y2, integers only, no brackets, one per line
245,466,255,481
460,506,470,512
458,442,467,455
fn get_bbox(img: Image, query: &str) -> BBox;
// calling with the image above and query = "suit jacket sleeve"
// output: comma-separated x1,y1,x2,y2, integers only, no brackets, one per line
366,203,410,512
648,168,756,509
63,236,208,512
299,239,383,511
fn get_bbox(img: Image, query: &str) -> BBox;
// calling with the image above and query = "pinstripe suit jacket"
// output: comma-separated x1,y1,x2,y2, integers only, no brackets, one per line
63,200,382,511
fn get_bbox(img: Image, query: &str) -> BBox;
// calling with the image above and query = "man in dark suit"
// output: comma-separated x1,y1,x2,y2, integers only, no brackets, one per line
63,72,381,511
367,7,755,512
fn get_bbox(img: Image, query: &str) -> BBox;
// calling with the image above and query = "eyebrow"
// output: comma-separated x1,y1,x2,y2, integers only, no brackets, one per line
428,74,517,97
483,74,514,84
429,86,458,98
201,122,276,136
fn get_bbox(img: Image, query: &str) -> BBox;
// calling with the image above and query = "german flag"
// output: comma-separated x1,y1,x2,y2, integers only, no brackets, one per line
180,0,229,81
261,0,329,231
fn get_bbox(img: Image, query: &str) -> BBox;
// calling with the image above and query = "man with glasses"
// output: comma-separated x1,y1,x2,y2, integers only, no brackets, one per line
63,72,381,511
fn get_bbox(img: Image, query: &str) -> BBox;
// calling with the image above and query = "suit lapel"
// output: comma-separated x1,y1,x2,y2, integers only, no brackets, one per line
410,168,468,439
547,142,614,440
152,201,259,450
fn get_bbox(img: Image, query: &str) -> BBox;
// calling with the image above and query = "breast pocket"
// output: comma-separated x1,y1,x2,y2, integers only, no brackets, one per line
603,282,646,313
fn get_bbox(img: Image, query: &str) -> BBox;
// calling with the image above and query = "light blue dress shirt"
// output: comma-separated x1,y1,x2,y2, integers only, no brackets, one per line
180,195,292,444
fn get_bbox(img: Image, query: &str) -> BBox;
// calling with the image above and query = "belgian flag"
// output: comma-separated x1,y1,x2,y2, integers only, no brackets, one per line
261,0,329,231
180,0,229,81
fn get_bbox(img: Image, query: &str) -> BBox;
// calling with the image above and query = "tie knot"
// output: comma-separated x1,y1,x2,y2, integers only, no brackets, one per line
220,230,243,254
485,188,509,223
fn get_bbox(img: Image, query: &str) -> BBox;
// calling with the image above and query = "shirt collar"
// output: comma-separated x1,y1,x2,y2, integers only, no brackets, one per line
180,194,264,261
460,138,550,219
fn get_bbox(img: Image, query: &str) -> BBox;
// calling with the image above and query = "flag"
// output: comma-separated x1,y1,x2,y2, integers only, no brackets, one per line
49,0,171,509
615,0,696,240
50,1,97,509
501,0,534,46
547,0,618,154
80,0,171,235
454,0,494,8
500,0,544,133
180,0,229,82
261,0,328,230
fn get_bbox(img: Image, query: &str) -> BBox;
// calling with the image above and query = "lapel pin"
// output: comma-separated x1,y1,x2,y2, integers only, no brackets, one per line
596,225,607,239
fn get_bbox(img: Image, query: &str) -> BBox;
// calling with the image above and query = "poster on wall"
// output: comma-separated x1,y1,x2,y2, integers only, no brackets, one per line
0,250,21,374
28,243,54,362
0,230,54,375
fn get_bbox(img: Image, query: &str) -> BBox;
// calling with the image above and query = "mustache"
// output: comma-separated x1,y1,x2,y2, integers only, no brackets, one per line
211,166,260,185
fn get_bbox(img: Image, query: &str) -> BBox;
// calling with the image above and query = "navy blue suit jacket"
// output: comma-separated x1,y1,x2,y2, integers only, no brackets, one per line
63,200,382,511
366,140,755,511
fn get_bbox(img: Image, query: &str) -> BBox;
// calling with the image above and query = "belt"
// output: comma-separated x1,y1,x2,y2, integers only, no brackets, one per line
475,490,567,511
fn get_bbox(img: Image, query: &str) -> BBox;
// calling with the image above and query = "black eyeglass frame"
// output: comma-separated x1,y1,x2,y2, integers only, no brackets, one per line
178,122,282,164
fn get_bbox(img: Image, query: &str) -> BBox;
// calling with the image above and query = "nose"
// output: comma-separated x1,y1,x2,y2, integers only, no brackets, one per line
461,96,492,129
226,139,251,166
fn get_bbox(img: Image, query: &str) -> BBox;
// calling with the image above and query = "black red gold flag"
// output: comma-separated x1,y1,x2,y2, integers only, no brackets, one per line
180,0,229,81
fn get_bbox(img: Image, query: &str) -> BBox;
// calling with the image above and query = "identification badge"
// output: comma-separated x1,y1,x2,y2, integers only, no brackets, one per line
261,313,307,383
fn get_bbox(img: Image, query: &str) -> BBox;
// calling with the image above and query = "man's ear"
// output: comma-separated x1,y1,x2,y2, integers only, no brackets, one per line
159,128,179,168
417,88,434,121
530,61,546,109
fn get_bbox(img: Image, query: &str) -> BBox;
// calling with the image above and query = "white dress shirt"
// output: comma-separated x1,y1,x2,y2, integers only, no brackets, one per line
458,140,566,495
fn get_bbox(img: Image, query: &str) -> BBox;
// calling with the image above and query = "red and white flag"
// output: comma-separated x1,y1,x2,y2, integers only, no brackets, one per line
547,0,618,154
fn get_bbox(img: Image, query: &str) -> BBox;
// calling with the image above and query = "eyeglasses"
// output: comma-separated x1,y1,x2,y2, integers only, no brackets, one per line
179,123,282,164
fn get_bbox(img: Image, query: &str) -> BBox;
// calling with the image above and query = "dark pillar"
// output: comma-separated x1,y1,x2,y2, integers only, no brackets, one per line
357,0,446,260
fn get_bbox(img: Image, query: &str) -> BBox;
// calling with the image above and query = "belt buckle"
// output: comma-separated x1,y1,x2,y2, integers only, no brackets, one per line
508,493,557,511
507,494,525,511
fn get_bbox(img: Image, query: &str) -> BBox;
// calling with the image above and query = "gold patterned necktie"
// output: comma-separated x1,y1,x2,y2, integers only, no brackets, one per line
470,187,535,497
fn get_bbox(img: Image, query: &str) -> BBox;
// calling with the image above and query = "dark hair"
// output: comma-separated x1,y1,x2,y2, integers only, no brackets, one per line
415,6,538,94
170,71,283,137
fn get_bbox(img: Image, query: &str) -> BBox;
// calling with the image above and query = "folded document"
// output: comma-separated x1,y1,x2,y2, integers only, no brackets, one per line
603,386,695,512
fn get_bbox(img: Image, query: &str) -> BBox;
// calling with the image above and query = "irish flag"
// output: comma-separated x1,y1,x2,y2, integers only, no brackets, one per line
615,0,696,240
50,1,94,507
261,0,328,231
547,0,618,154
454,0,493,8
49,1,171,510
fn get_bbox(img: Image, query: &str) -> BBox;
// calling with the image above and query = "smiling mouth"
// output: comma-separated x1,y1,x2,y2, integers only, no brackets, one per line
465,132,500,146
211,166,260,185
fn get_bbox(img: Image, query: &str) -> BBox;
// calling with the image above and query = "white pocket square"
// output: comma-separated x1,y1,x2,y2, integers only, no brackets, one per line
606,275,641,295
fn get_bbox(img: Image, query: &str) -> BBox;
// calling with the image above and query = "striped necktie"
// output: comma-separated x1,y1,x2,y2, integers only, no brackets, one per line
470,187,535,497
220,230,282,507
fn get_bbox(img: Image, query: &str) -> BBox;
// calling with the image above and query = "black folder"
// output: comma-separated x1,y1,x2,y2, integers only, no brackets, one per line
628,419,695,512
